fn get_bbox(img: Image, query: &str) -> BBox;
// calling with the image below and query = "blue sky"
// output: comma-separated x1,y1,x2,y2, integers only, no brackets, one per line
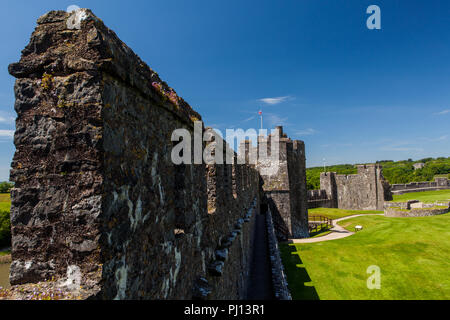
0,0,449,180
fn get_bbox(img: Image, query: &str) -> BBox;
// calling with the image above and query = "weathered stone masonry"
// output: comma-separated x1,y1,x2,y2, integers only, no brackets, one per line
257,127,309,240
391,177,450,195
307,189,333,209
318,164,392,211
384,201,450,217
7,9,262,299
266,207,291,300
7,9,309,299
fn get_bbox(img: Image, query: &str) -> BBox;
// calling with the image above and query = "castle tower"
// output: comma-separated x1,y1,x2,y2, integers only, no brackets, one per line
256,126,309,240
320,172,338,208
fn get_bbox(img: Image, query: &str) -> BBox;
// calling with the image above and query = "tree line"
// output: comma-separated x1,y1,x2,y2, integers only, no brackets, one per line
0,181,13,193
307,157,450,190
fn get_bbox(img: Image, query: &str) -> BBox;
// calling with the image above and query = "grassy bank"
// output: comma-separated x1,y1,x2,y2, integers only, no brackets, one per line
0,250,10,256
281,213,450,299
0,194,10,212
392,189,450,203
0,194,11,248
0,253,11,264
308,207,382,220
0,248,11,264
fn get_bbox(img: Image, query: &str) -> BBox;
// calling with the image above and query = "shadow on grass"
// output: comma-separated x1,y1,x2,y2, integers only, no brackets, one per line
308,225,331,238
279,243,320,300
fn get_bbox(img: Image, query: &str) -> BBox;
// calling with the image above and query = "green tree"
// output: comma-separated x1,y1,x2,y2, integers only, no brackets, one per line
309,157,450,188
0,181,13,193
0,210,11,247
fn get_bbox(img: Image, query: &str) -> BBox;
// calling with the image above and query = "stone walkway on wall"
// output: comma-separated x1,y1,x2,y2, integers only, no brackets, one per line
290,214,383,244
246,213,274,300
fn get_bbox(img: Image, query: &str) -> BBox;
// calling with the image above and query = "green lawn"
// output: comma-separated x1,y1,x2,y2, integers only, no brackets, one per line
0,250,10,256
281,213,450,300
308,228,332,239
0,194,10,212
306,208,382,238
392,189,450,203
308,207,382,220
0,194,11,248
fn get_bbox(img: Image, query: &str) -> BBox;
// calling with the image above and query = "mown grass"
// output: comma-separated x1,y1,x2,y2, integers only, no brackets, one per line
0,250,10,256
0,194,11,248
308,207,382,220
308,228,332,238
281,213,450,300
0,194,10,212
392,189,450,203
310,229,331,238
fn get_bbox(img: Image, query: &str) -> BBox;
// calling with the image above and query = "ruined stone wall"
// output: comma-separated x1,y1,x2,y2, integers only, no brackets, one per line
306,189,333,209
8,9,260,300
384,201,450,217
307,189,328,200
391,177,450,195
257,127,309,240
320,165,392,211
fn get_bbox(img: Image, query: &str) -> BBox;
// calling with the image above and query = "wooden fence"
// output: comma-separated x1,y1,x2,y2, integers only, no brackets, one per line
308,215,332,234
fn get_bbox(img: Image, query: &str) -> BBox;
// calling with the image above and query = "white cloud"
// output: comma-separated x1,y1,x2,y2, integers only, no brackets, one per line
417,135,448,142
380,146,424,152
264,113,289,128
321,143,352,148
258,96,293,105
435,135,448,141
434,109,450,115
378,139,425,152
0,130,14,138
0,166,11,181
242,116,256,122
293,128,317,136
0,116,14,124
377,134,448,153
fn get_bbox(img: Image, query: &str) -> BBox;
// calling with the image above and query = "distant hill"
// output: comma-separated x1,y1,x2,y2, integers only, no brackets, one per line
307,157,450,190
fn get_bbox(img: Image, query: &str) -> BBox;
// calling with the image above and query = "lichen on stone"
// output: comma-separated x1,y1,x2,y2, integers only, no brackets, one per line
41,73,53,90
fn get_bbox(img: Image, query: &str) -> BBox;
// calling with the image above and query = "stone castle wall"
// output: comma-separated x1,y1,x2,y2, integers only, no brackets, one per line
391,177,450,195
319,165,392,211
6,9,308,299
257,127,309,240
384,201,450,217
7,9,262,299
266,207,291,300
306,189,333,209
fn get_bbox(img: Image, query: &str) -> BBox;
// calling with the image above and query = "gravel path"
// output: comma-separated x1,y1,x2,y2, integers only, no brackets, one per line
290,214,383,244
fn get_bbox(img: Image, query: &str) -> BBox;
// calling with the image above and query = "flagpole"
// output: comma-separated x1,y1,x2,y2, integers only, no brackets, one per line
260,113,263,131
258,110,263,132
